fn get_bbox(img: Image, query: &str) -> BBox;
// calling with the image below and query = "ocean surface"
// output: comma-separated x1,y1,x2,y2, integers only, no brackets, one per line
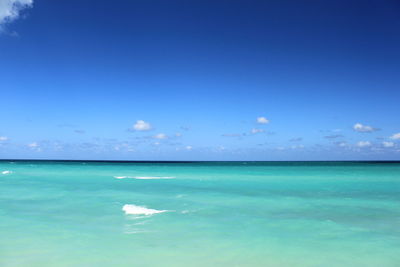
1,161,400,267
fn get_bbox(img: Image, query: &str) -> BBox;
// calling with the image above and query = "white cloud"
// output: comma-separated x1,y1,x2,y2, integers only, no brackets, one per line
353,123,378,133
114,143,134,152
324,134,343,139
382,141,394,148
390,133,400,140
257,117,269,124
185,145,192,151
336,142,347,147
28,142,38,148
222,133,242,137
291,145,304,149
175,133,182,137
357,141,371,147
132,120,152,131
0,0,33,30
251,128,265,134
0,136,8,141
154,133,167,139
27,142,41,151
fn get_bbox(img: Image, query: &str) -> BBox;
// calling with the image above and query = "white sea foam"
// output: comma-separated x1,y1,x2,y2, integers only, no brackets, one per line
1,170,12,175
122,204,168,215
114,176,175,180
134,176,175,180
124,230,149,234
114,176,128,179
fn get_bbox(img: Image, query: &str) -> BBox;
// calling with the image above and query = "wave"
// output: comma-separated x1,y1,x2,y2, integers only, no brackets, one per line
1,170,12,175
134,176,175,180
114,176,175,180
122,204,168,215
124,230,149,234
114,176,128,179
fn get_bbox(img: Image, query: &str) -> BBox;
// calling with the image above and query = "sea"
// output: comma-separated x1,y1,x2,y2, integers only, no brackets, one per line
1,160,399,267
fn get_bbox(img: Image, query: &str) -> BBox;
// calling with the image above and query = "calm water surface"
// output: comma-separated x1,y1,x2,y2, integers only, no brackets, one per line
1,161,399,266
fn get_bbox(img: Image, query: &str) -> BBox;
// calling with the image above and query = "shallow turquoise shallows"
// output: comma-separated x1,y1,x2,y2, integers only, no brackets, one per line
1,161,400,267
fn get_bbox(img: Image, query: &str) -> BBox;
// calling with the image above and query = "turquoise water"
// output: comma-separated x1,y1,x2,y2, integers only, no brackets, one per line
1,161,400,267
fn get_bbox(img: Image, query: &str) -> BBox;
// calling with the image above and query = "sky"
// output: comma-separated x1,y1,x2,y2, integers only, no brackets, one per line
0,0,400,160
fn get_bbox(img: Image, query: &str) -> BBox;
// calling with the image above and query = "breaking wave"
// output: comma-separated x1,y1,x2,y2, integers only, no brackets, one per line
122,204,168,215
115,176,175,180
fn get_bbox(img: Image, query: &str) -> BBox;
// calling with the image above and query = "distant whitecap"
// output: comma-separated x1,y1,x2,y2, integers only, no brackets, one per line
1,170,12,175
122,204,168,215
134,176,175,180
114,176,127,179
124,230,149,235
114,176,175,180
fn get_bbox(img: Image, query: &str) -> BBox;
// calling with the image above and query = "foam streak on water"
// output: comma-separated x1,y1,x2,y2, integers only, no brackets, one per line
114,176,175,179
122,204,168,215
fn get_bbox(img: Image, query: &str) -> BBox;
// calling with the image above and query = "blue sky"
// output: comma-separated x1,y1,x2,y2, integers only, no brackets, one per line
0,0,400,160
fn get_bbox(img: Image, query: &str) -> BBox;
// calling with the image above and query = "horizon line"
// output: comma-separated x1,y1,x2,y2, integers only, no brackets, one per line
1,159,400,163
